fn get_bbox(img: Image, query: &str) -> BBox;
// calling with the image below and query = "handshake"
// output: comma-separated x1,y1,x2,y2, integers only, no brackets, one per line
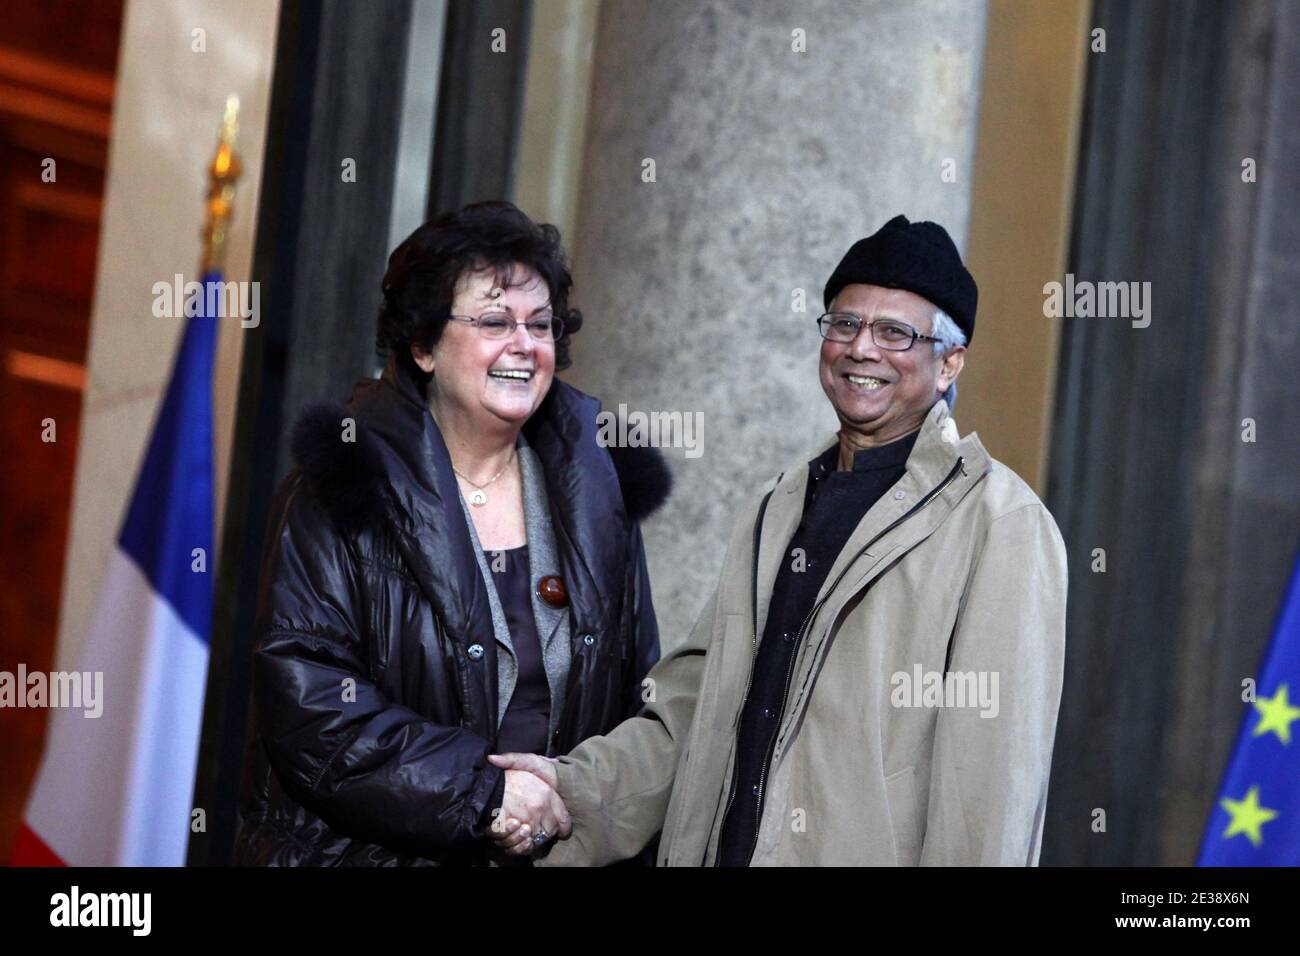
485,753,572,856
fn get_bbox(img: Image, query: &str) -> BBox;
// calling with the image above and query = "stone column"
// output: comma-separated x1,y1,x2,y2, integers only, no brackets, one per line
564,0,988,643
1043,0,1300,865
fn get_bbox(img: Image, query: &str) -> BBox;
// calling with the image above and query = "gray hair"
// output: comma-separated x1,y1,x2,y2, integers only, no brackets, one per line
929,308,967,409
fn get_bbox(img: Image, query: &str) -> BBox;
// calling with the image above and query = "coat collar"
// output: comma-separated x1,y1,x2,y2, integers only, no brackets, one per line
291,357,669,651
347,361,495,649
784,399,992,496
753,400,992,636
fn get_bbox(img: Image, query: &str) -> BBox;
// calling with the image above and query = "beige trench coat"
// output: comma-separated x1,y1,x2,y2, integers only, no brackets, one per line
540,400,1068,866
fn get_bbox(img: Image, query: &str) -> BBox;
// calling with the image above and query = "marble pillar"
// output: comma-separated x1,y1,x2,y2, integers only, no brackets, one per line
564,0,989,645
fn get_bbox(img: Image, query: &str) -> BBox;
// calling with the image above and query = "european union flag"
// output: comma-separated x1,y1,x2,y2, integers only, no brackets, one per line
1198,547,1300,864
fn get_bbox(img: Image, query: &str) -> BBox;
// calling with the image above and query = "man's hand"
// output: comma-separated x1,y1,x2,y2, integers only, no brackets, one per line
487,758,570,856
489,752,559,789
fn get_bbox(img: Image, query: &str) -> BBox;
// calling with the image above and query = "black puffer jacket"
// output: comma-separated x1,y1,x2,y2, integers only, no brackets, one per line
233,358,669,866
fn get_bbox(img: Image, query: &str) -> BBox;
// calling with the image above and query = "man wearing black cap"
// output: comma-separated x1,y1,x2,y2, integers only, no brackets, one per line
493,215,1068,866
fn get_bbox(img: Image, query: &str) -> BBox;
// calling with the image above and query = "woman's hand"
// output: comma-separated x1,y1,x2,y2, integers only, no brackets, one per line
489,764,571,856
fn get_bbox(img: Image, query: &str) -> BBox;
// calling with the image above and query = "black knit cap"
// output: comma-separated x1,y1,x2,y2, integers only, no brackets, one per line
822,214,978,344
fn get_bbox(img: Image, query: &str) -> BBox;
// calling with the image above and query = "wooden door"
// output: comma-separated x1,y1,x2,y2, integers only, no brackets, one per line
0,0,123,862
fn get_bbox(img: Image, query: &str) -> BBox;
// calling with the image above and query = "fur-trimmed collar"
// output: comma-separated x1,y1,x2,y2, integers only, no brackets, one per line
289,394,673,539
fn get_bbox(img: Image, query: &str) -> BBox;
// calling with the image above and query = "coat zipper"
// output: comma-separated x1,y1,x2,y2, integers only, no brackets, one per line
711,484,776,862
719,456,966,866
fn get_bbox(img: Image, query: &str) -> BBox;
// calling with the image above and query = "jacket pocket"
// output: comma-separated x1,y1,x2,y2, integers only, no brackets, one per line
884,765,921,866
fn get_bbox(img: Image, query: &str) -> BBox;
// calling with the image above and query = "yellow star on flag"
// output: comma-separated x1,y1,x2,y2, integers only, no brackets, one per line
1219,786,1278,847
1253,684,1300,745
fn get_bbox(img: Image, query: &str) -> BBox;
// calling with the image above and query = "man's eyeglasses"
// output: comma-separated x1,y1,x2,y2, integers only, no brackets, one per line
449,312,565,343
816,312,941,351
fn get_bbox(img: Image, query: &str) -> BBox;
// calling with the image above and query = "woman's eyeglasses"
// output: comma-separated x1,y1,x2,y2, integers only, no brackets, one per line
449,312,565,342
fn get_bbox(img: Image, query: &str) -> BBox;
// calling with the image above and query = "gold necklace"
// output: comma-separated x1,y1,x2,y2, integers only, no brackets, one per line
452,450,516,507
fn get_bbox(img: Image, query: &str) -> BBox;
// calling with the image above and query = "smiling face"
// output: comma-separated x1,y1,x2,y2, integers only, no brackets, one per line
819,283,964,447
413,263,556,432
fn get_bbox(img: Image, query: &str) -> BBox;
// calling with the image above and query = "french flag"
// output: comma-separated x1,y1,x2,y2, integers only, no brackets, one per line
11,279,217,866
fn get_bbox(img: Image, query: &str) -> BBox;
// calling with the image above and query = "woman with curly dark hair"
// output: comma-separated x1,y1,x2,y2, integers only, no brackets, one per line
234,201,669,865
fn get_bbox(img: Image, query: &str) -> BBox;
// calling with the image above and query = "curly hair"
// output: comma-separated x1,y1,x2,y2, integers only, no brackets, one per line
376,201,583,381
